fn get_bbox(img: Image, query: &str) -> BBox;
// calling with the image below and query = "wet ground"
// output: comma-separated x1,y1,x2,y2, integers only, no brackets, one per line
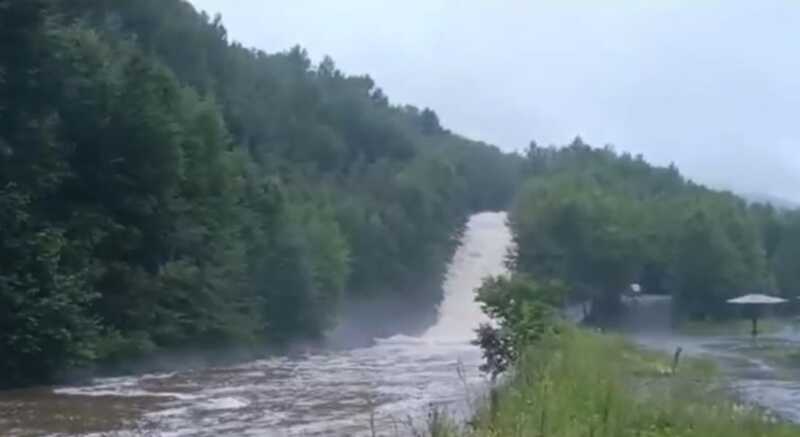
631,325,800,423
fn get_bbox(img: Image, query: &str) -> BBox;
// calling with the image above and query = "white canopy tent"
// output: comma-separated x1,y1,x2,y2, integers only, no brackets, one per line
726,294,788,336
727,294,787,305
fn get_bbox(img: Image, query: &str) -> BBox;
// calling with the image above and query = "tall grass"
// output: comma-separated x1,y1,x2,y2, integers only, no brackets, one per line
441,329,799,437
678,318,785,336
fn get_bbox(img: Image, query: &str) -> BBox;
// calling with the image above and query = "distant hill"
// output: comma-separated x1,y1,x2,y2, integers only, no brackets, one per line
743,193,799,210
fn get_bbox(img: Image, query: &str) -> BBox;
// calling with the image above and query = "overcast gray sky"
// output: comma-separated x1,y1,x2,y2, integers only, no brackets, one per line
189,0,799,202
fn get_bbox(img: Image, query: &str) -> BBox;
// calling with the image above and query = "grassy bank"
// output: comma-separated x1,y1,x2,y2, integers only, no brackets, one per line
677,318,787,337
430,329,799,437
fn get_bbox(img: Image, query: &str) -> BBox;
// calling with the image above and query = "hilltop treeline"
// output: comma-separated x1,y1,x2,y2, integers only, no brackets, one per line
0,0,521,387
5,0,798,390
510,139,800,322
468,140,800,437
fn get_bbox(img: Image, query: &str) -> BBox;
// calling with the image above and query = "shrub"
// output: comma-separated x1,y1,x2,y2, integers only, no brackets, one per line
473,275,566,378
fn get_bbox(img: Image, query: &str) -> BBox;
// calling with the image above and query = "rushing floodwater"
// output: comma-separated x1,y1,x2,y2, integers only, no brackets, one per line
7,212,800,436
0,212,512,436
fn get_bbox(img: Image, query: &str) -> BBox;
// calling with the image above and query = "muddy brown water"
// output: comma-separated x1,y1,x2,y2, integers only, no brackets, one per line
0,212,512,436
5,213,800,435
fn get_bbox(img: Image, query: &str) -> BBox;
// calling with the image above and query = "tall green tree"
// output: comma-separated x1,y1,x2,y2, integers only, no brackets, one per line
0,0,523,387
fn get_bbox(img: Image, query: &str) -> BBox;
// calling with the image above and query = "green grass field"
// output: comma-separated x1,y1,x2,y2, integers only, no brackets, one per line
425,329,799,437
677,318,787,336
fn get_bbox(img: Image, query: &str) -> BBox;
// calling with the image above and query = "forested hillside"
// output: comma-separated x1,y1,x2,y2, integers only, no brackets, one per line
5,0,798,392
510,139,800,322
0,0,522,387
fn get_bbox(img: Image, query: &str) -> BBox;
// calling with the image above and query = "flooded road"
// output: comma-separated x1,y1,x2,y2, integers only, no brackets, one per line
636,329,800,422
0,212,512,436
625,295,800,423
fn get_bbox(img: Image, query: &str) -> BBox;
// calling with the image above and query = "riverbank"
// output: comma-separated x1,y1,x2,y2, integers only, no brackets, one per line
0,212,511,436
432,329,800,437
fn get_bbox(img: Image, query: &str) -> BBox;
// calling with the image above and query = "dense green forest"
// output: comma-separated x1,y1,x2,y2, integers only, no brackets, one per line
4,0,800,392
0,0,522,387
509,139,800,322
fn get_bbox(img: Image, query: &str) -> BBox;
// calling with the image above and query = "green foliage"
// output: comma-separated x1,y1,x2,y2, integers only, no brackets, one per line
0,187,98,386
672,204,767,319
254,198,351,337
511,140,779,322
474,275,566,378
678,318,784,337
0,0,523,386
770,211,800,299
511,174,644,316
466,330,800,437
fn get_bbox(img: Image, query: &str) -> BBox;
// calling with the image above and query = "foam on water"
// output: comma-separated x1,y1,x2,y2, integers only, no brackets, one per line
422,212,510,342
10,211,800,434
0,212,512,436
200,397,250,411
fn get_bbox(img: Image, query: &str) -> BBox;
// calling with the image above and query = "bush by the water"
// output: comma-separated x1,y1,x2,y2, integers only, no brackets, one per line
473,275,567,378
457,275,800,437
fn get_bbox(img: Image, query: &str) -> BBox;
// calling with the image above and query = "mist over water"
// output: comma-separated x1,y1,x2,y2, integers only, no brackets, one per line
0,212,513,436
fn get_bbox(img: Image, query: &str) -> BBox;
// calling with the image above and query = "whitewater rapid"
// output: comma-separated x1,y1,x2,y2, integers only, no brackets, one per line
0,212,513,436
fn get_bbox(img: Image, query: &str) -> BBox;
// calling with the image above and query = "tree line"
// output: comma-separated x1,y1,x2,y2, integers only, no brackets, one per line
5,0,798,390
509,138,800,323
0,0,522,387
